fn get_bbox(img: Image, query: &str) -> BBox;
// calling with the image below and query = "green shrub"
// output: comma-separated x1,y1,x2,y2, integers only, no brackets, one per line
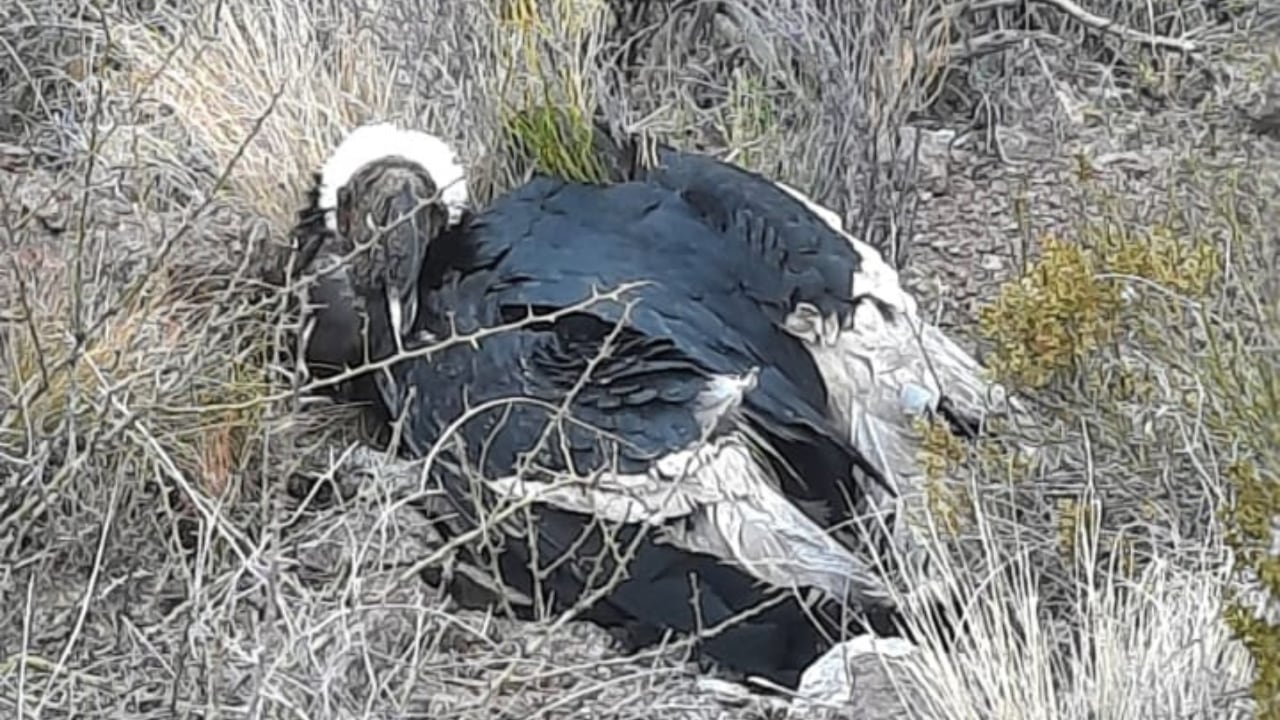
976,162,1277,717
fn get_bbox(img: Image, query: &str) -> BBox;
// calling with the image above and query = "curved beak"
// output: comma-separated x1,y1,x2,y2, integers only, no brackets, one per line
382,182,428,341
387,289,418,345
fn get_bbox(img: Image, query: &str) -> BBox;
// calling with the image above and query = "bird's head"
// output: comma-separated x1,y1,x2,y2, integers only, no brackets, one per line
315,122,469,341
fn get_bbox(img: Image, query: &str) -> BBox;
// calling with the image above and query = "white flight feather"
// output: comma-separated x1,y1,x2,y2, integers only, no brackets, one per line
482,370,896,610
772,180,1033,570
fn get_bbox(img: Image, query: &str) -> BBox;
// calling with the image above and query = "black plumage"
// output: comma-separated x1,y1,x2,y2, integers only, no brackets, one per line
292,123,1006,690
377,300,873,689
411,177,893,526
635,146,869,331
595,125,1019,444
364,175,903,687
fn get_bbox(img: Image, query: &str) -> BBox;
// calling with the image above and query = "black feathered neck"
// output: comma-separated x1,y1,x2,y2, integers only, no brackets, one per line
415,207,511,291
292,172,333,272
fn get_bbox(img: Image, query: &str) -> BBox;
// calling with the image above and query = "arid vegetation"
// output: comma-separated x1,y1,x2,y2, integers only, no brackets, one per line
1,0,1276,717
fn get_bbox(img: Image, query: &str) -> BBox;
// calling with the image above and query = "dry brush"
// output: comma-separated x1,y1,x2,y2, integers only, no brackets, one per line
0,0,1275,717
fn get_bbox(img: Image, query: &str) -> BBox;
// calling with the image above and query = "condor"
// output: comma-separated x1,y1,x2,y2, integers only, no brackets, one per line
292,122,1010,688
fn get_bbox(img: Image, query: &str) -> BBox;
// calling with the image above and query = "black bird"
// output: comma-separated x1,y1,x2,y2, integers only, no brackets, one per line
293,121,1013,688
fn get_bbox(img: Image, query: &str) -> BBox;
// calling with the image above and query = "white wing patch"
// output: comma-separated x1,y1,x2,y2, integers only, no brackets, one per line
480,371,895,610
691,367,759,433
318,121,471,227
773,178,1019,427
772,180,1031,571
486,431,894,610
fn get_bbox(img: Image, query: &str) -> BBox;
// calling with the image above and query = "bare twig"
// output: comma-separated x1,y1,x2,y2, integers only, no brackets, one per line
1034,0,1200,53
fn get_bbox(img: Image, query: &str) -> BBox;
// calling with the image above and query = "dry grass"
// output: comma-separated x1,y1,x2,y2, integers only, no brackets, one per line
0,0,1277,717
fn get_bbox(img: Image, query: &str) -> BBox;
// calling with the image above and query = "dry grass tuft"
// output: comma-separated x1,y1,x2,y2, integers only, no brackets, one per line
890,503,1254,719
111,4,402,229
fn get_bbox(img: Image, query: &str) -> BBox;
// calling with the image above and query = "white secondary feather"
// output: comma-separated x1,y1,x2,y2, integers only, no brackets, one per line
482,371,895,610
772,180,1032,568
317,121,471,227
793,633,922,712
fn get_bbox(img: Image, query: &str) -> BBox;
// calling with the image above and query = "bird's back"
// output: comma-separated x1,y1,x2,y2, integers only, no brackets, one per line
639,147,867,325
426,177,828,400
415,175,891,527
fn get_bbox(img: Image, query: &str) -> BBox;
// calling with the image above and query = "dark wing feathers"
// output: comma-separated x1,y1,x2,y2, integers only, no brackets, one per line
380,303,841,686
423,177,892,509
387,302,715,478
637,147,864,326
450,178,826,392
376,172,901,687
